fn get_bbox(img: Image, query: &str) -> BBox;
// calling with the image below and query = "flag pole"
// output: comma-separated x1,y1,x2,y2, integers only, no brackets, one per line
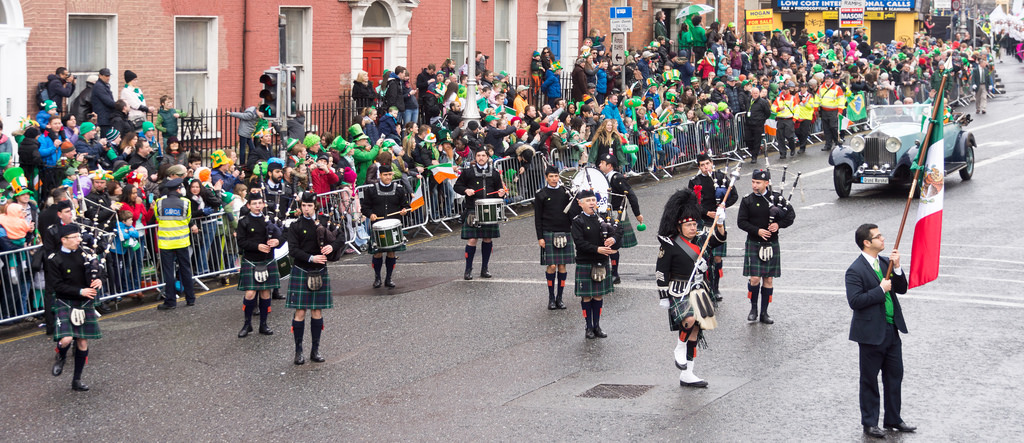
885,70,949,276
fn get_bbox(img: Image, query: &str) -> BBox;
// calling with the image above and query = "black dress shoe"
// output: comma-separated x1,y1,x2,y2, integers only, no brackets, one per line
593,327,608,338
294,351,306,365
885,422,916,432
156,303,175,311
95,303,112,314
759,313,774,324
258,324,274,335
186,301,195,306
271,292,285,300
585,328,596,339
310,349,325,363
556,300,566,309
821,146,830,151
750,157,758,164
52,354,66,377
464,271,473,280
778,153,787,159
799,147,806,154
480,269,492,278
373,277,382,288
680,379,709,388
384,278,396,288
71,380,90,392
238,324,253,338
713,292,723,302
747,307,758,322
548,301,557,310
863,426,885,438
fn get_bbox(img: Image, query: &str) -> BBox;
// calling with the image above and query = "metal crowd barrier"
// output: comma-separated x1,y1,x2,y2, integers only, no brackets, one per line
493,155,549,209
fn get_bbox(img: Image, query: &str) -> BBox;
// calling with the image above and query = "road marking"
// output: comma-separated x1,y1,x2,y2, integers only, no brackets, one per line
970,113,1024,132
799,202,834,210
974,147,1024,168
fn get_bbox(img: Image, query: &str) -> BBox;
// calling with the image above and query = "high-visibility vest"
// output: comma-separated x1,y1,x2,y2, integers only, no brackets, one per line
155,195,191,250
816,84,847,110
795,93,816,121
772,95,798,118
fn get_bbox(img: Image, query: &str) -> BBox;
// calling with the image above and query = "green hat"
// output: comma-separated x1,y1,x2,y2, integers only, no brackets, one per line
484,115,498,123
717,102,728,112
812,64,824,73
741,79,751,86
773,28,782,33
347,124,368,141
79,122,96,135
141,121,156,132
437,128,453,144
4,167,31,198
43,100,56,111
286,138,300,150
329,137,355,154
303,133,321,148
381,139,398,150
690,76,699,83
728,22,735,28
112,164,132,182
0,152,10,168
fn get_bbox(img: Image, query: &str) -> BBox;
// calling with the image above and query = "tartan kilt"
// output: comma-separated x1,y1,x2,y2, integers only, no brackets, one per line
285,266,333,310
668,295,694,332
574,263,614,298
743,239,781,277
619,215,638,248
53,300,102,340
461,220,501,240
540,231,575,265
238,258,282,291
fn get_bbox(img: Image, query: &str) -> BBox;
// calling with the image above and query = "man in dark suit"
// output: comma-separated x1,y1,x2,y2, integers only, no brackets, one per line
846,223,917,438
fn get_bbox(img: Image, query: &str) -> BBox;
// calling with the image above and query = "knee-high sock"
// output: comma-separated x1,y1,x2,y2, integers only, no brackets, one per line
747,282,760,307
592,299,603,329
581,300,593,329
545,272,556,300
243,297,256,324
384,257,397,280
292,319,304,352
72,347,88,381
481,242,493,269
310,318,323,350
760,287,773,315
686,339,697,361
464,245,477,272
371,257,383,278
56,342,71,359
258,298,271,325
712,262,722,293
610,253,620,276
556,272,568,299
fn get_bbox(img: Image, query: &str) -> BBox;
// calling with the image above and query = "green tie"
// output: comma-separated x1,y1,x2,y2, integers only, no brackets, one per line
872,258,895,324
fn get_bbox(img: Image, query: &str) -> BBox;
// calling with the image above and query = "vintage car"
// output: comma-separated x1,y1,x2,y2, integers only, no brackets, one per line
830,104,975,198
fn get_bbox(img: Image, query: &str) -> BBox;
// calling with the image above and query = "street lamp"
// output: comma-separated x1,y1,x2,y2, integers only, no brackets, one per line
463,0,480,122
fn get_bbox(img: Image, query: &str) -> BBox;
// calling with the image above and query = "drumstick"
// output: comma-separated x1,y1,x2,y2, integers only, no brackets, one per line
384,209,409,217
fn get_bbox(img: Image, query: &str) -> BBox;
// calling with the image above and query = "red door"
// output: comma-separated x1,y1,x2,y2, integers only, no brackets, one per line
363,39,385,86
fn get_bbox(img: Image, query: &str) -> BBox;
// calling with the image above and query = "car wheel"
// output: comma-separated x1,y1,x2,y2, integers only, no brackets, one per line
959,142,975,181
834,166,852,198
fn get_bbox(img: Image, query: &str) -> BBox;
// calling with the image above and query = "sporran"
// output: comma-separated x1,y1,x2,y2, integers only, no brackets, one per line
590,263,607,282
552,233,568,249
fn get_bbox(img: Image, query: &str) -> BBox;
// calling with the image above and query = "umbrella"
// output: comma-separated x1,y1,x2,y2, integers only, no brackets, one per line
676,4,715,21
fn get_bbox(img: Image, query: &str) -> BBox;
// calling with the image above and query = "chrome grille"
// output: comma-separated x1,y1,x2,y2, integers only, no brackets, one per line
864,137,896,167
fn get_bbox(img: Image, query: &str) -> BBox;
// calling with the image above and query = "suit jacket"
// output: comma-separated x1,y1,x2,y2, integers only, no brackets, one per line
846,255,908,345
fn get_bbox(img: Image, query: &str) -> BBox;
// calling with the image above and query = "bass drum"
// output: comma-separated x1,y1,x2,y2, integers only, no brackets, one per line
569,167,611,212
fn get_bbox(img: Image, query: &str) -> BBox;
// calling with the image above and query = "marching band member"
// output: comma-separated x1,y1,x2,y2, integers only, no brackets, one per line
687,154,738,301
236,192,283,337
534,165,579,310
597,155,643,284
453,148,506,280
737,169,795,325
359,165,410,288
571,189,621,339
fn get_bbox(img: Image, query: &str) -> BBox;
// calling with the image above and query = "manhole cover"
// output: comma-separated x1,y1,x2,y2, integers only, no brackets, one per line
578,384,654,399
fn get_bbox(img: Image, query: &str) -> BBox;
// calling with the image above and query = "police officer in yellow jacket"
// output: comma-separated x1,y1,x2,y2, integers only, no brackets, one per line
771,82,799,159
155,178,197,310
794,82,817,154
815,72,847,151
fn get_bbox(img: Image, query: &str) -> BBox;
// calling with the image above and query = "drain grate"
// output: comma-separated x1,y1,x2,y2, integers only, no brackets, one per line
578,384,655,399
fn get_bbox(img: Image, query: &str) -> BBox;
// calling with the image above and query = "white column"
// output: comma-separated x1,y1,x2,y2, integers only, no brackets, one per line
464,0,480,122
0,28,31,136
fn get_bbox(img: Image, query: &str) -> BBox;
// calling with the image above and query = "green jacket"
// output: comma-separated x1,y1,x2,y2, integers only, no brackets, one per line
353,145,381,185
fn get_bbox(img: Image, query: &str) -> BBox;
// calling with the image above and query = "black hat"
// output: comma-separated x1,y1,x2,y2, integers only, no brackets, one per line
752,169,771,181
544,165,560,175
98,68,111,76
299,191,316,204
124,70,137,84
267,162,282,173
246,192,264,202
161,178,184,190
696,153,712,163
59,223,81,238
577,189,596,200
23,126,40,139
55,200,73,212
378,164,393,173
658,188,702,237
598,154,618,168
467,121,480,132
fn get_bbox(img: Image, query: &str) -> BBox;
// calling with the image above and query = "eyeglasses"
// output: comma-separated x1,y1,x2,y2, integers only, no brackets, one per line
871,234,885,240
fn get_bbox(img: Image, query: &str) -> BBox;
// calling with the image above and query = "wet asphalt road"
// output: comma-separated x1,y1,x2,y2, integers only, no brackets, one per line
3,67,1024,441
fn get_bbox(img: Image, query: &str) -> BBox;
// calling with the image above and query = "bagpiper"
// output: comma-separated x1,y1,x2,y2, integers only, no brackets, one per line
286,192,346,365
453,148,506,280
533,165,579,310
571,189,622,339
687,153,738,301
236,192,284,337
736,169,795,324
598,155,643,284
359,165,410,288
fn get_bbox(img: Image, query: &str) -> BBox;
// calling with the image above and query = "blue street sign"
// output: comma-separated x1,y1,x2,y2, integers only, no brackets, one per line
610,7,633,19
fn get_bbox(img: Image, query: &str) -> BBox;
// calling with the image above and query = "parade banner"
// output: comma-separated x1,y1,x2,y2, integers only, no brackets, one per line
773,0,914,11
746,9,774,32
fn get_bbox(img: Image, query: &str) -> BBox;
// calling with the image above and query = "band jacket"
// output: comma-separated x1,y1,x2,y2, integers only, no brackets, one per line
736,190,795,243
286,216,346,272
453,163,503,208
236,211,282,262
45,248,91,302
655,231,726,299
360,181,410,221
606,171,641,218
533,185,579,238
571,211,622,265
687,171,738,224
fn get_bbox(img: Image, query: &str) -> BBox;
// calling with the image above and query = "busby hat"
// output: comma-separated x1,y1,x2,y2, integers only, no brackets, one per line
378,164,394,173
658,188,703,237
299,191,316,204
577,189,596,200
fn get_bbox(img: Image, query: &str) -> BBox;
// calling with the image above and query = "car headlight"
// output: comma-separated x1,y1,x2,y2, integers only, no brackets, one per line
885,136,902,153
850,136,866,152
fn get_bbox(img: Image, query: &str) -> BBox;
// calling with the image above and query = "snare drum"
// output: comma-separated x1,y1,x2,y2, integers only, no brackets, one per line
474,198,506,225
371,219,406,250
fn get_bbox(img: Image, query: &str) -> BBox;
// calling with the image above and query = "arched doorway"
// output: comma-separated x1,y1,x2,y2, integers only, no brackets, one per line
350,0,417,89
0,0,31,133
537,0,582,66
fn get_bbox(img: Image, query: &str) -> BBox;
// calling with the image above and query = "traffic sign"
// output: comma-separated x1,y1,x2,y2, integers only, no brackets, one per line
610,34,626,65
609,7,632,19
610,6,633,33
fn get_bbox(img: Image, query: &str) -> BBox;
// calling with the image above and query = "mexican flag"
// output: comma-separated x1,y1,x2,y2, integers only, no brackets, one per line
908,100,944,288
409,178,425,210
427,163,458,183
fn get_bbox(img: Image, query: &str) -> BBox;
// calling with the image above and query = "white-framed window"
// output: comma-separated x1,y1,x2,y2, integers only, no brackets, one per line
174,17,217,113
281,7,312,106
450,0,468,66
67,14,117,106
493,0,516,74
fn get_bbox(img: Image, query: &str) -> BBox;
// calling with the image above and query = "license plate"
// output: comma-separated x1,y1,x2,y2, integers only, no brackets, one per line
861,177,889,184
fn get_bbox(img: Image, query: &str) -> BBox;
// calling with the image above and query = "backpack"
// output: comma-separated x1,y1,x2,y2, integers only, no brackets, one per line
36,81,51,107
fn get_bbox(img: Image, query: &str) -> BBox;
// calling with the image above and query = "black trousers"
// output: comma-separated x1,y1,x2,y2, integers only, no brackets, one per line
795,119,812,149
776,118,796,154
820,109,840,149
858,324,904,427
160,247,195,306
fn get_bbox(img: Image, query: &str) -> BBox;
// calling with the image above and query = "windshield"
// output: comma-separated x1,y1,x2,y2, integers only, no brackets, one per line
868,104,931,126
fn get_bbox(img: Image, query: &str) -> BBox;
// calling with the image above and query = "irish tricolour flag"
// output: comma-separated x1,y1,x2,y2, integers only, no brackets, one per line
908,105,944,288
409,178,425,210
427,163,458,184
